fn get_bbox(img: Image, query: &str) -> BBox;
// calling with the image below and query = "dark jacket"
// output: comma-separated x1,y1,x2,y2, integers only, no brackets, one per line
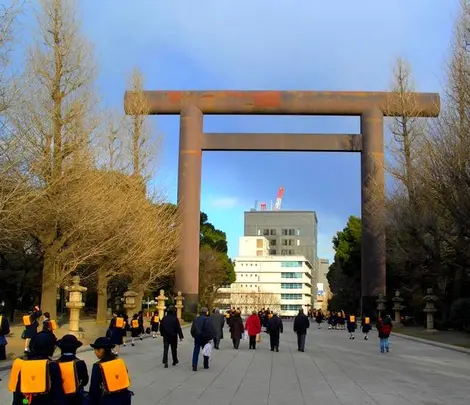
88,354,132,405
57,354,89,405
24,309,42,339
228,314,244,340
12,355,66,405
293,313,310,335
377,318,392,338
160,313,184,340
0,314,10,342
209,312,225,340
191,315,215,345
267,316,283,335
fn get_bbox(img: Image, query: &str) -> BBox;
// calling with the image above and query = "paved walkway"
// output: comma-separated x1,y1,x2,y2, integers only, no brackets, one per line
0,322,469,404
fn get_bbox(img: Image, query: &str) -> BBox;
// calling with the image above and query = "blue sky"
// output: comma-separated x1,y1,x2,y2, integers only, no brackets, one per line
14,0,459,262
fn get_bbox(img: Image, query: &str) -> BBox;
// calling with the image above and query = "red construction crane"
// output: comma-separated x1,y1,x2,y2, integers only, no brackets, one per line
274,187,284,210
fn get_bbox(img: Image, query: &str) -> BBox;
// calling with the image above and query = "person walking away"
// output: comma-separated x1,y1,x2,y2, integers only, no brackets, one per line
9,331,66,405
89,337,133,404
245,310,261,350
159,306,184,368
150,311,160,338
129,314,140,346
361,315,372,340
267,312,283,352
347,315,357,339
209,308,225,349
107,313,126,355
137,311,144,341
377,315,392,353
42,312,58,334
228,310,244,350
0,304,11,360
293,309,310,352
190,307,215,371
56,334,89,405
315,310,324,329
22,305,42,353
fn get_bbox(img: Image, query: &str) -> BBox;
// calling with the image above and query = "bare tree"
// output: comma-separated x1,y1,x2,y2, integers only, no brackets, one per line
227,288,281,315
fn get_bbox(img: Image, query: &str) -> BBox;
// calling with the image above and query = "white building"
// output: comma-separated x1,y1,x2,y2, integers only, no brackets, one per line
218,236,314,317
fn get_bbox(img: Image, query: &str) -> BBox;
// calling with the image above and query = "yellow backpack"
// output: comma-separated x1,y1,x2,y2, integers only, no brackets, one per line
58,360,79,394
99,359,131,393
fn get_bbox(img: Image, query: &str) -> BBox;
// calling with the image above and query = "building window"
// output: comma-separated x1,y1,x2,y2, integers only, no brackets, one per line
256,238,264,248
256,250,263,256
269,249,276,255
270,239,277,246
281,283,302,289
296,229,300,236
281,261,303,267
282,229,288,236
281,294,302,300
281,272,303,279
257,229,261,236
287,239,294,246
281,249,287,255
270,229,276,236
263,229,270,236
282,239,288,246
281,304,302,311
288,249,294,255
288,229,295,236
296,239,300,246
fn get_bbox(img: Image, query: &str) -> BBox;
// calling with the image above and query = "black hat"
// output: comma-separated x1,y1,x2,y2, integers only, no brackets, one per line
30,331,57,357
57,334,83,351
90,337,115,349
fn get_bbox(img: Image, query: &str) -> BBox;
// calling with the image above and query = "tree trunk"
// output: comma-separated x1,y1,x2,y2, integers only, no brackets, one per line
40,252,58,320
96,268,108,325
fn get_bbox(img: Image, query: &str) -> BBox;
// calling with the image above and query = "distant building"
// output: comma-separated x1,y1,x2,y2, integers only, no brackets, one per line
244,210,319,306
218,237,314,317
316,258,331,311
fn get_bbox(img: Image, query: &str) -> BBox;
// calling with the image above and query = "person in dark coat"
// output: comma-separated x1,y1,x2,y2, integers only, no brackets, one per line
376,315,393,353
129,314,140,346
56,334,89,405
11,331,66,405
209,308,225,349
347,315,357,339
315,310,324,329
108,313,126,355
23,305,42,353
190,307,215,371
89,337,133,405
267,312,283,352
0,304,11,360
228,311,244,349
42,312,55,333
137,311,144,340
293,309,310,352
361,315,372,340
150,311,160,338
159,306,184,368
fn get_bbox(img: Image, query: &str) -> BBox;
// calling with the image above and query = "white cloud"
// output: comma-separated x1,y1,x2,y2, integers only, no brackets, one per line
208,196,240,209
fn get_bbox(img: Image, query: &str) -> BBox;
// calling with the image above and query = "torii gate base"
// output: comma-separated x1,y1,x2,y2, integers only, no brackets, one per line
124,91,440,316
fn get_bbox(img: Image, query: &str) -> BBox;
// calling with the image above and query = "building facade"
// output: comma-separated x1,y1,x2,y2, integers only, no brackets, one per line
316,258,331,311
218,237,314,317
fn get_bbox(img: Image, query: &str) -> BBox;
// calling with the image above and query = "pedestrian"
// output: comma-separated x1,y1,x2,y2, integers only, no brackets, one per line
22,305,42,353
347,314,357,339
228,310,244,349
42,312,57,333
137,311,144,341
107,312,126,355
56,334,89,405
209,308,225,349
9,331,66,405
376,315,393,353
0,303,10,360
293,308,310,352
89,337,133,404
159,306,184,368
361,315,371,340
190,307,215,371
315,310,324,328
267,312,283,352
245,310,262,349
150,311,160,338
129,314,140,346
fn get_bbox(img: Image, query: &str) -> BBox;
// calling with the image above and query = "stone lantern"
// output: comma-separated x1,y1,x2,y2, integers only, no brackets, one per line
123,290,138,317
392,291,405,326
65,276,87,338
175,291,185,321
423,288,438,333
376,293,386,318
156,290,167,320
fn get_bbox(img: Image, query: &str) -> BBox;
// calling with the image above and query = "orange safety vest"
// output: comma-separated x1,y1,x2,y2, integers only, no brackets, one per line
131,319,139,329
99,359,131,393
58,360,79,394
115,317,125,328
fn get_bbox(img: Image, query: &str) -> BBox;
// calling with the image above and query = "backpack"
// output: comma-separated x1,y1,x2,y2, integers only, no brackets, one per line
381,323,391,335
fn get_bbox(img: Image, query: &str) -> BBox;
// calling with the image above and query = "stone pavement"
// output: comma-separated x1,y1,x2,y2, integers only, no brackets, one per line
0,321,469,404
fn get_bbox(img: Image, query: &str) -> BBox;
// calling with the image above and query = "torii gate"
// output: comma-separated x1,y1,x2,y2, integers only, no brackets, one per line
124,90,440,315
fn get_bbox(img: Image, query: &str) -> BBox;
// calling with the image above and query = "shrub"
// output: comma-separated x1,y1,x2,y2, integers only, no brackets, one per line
182,311,196,323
